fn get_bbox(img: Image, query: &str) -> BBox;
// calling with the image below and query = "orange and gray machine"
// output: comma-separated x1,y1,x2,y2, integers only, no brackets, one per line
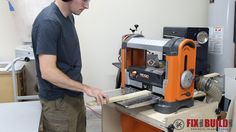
120,34,197,114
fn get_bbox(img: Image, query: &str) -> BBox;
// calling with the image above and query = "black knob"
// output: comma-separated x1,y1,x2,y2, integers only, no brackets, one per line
215,108,221,115
24,57,30,62
129,28,136,33
167,124,175,132
186,92,191,97
134,24,139,30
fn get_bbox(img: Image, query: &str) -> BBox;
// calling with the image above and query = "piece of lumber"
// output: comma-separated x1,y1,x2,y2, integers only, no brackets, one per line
86,90,151,106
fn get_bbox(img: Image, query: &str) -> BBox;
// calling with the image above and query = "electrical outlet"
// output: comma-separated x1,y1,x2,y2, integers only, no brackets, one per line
210,0,214,3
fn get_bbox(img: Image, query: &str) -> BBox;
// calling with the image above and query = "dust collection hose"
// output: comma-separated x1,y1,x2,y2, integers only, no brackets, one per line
196,76,222,103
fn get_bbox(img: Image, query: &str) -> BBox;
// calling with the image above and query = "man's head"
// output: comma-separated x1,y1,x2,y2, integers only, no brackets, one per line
61,0,90,15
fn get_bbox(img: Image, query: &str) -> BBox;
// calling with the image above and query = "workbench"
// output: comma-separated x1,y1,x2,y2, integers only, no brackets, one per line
102,101,218,132
0,68,25,102
0,101,41,132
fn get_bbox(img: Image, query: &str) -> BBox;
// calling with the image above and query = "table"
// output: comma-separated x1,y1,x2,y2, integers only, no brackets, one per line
0,101,41,132
102,101,218,132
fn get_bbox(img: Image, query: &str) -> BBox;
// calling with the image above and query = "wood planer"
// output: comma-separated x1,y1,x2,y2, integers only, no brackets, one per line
120,34,197,114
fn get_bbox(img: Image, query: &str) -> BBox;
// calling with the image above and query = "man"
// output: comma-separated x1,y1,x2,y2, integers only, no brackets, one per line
32,0,108,131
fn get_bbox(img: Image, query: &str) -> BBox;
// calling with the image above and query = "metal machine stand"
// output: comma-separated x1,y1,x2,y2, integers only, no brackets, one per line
10,57,39,102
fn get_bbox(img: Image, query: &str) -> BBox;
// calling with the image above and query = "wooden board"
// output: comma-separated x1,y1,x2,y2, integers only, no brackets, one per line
87,89,151,106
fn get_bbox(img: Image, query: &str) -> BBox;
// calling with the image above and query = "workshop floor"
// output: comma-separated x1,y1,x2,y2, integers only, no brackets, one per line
85,95,102,132
86,105,102,132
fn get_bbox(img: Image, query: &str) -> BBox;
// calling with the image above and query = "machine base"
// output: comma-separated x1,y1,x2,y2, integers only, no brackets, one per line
154,98,194,114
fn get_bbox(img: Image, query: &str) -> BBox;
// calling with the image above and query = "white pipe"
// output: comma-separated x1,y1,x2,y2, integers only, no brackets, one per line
10,57,33,102
17,95,39,101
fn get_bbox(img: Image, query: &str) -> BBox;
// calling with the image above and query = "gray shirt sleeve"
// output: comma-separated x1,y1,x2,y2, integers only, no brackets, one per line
36,20,61,56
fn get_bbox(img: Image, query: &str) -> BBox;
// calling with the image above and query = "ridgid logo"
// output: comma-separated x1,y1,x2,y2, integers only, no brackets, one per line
173,119,232,131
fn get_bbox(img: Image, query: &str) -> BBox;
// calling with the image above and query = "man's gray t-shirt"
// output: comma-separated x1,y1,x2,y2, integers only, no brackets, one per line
32,2,83,100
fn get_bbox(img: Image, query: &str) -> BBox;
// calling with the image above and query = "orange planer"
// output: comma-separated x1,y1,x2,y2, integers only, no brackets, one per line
120,34,196,114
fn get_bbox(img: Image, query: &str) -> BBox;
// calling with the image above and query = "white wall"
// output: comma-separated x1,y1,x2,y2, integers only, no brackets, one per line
9,0,54,42
0,0,209,91
0,0,20,61
76,0,209,90
0,0,52,61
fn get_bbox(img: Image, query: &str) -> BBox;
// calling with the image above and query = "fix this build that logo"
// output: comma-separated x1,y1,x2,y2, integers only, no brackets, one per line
173,119,232,131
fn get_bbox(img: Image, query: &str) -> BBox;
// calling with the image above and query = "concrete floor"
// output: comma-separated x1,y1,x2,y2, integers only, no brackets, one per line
86,106,102,132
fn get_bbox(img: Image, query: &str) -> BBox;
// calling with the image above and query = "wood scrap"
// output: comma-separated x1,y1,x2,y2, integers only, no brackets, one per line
86,90,151,106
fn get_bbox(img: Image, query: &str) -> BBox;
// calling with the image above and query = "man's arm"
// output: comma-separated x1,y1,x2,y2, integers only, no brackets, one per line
39,54,107,104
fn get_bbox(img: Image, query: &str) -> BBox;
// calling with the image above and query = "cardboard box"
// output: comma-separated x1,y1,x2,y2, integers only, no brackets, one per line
0,62,25,102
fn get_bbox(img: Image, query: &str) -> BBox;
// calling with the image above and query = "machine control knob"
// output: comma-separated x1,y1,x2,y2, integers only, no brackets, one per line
186,92,191,97
129,28,136,33
167,124,175,132
197,31,209,44
134,24,139,30
215,108,221,115
181,70,194,89
129,24,139,34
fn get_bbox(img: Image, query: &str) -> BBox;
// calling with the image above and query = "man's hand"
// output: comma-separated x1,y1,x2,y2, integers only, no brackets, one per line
84,85,108,105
